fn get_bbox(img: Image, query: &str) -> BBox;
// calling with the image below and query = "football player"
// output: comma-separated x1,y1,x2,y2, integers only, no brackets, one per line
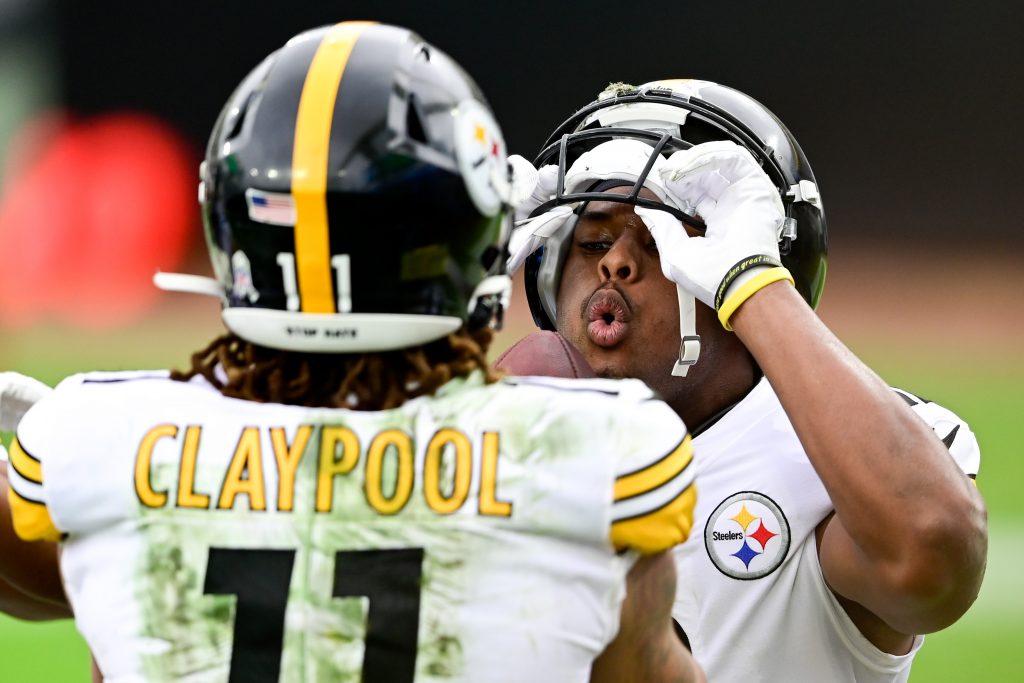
2,28,704,683
508,79,986,683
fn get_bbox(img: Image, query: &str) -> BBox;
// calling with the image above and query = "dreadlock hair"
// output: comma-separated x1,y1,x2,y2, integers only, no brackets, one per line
171,327,500,410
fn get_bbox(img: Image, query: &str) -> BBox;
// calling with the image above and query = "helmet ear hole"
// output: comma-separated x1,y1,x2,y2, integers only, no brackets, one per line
406,93,429,145
223,91,255,143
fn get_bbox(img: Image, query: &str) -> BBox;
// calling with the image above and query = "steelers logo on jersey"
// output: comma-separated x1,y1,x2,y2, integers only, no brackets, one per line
704,491,790,580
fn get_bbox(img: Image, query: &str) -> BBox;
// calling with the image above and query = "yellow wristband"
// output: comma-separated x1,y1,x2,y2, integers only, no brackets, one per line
717,266,795,331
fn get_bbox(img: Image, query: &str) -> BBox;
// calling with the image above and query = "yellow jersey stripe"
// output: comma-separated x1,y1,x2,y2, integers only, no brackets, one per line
614,435,693,502
292,21,375,313
8,485,61,542
611,482,696,554
9,438,42,484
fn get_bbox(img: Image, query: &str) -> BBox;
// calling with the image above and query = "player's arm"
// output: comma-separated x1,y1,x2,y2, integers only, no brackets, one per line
0,574,71,621
0,371,66,613
650,141,986,643
731,282,986,639
590,551,705,683
0,460,70,617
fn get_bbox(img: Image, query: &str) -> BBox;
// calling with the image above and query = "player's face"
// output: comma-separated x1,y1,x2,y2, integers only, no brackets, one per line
554,187,684,389
554,186,748,424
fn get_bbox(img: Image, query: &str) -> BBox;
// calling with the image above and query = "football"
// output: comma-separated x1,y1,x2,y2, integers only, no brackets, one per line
493,331,596,379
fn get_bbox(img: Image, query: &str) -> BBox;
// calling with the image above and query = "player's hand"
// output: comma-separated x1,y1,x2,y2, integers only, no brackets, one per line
636,140,794,329
506,153,566,273
0,372,52,432
508,154,559,223
507,204,574,273
507,140,672,273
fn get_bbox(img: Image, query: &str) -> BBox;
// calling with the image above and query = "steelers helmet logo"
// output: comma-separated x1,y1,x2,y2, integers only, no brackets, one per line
704,491,790,580
453,98,508,217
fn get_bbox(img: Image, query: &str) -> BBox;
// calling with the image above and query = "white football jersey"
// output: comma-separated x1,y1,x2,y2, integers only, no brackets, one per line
8,370,696,683
674,378,980,683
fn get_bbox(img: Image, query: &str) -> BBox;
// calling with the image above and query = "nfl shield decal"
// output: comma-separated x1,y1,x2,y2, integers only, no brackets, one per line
704,491,790,580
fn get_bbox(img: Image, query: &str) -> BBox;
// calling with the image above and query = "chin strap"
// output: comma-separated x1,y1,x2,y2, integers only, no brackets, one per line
671,284,701,377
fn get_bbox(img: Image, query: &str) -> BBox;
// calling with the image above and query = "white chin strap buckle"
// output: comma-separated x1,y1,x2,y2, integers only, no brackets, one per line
672,336,701,377
671,284,701,377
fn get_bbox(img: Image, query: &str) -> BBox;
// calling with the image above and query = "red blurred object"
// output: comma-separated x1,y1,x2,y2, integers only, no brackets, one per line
493,331,596,379
0,111,197,328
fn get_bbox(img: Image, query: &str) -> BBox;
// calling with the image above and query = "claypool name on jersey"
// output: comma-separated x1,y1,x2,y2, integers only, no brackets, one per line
133,422,514,517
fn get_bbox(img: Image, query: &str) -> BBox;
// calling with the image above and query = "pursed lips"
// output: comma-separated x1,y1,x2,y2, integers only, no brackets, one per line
585,287,633,348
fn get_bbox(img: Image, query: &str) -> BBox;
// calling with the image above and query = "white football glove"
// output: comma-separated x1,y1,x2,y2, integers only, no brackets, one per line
636,140,794,329
506,139,688,274
508,154,560,223
0,371,53,432
507,205,574,273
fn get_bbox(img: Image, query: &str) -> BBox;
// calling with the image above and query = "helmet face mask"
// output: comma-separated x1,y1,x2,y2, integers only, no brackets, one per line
524,79,828,333
161,22,512,353
530,129,704,228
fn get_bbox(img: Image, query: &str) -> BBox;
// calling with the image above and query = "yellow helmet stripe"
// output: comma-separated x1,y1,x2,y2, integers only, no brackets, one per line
292,21,376,313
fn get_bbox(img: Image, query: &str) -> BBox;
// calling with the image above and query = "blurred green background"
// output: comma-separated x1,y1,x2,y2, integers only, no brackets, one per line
865,358,1023,681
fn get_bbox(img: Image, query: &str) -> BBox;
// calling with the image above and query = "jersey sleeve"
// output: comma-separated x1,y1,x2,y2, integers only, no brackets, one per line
7,435,61,542
892,387,981,479
6,376,95,543
608,395,696,555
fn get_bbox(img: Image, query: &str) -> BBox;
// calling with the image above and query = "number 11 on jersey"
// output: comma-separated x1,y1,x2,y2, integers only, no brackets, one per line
204,546,425,682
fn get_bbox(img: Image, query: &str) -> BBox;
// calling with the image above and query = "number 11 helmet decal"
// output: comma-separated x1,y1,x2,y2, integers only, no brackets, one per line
157,22,512,352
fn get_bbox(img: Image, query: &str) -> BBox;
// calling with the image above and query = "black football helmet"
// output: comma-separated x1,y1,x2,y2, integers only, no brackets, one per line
157,22,512,352
524,79,827,333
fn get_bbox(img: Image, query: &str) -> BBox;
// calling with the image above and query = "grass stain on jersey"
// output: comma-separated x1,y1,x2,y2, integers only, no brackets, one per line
423,626,464,677
136,521,235,681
